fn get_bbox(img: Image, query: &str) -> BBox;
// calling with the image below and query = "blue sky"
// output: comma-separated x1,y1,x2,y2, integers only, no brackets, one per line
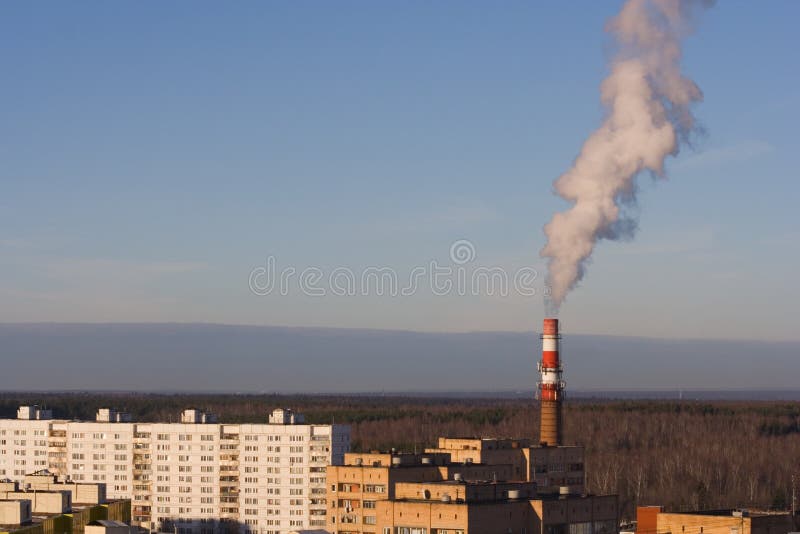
1,1,798,341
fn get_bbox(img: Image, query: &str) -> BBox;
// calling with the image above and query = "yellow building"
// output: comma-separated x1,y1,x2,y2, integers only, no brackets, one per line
637,506,795,534
375,480,617,534
425,438,586,494
425,438,531,480
327,452,516,534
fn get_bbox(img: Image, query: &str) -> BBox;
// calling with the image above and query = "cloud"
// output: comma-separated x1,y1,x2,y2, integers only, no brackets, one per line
673,140,775,171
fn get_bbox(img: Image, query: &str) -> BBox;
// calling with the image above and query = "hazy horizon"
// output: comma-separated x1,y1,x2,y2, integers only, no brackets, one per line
1,323,798,393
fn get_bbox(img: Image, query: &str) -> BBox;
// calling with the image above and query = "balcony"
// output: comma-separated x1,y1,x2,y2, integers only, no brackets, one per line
339,513,358,524
219,476,239,488
220,455,239,470
219,508,239,520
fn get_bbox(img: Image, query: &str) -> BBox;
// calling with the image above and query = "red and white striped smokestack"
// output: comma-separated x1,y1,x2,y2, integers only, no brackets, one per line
538,318,564,446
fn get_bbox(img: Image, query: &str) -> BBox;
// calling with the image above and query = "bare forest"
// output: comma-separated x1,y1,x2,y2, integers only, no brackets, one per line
2,393,798,520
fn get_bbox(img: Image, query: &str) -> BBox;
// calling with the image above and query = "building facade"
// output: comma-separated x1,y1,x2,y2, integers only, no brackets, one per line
636,506,797,534
327,452,516,533
373,480,617,534
425,438,586,495
0,406,349,534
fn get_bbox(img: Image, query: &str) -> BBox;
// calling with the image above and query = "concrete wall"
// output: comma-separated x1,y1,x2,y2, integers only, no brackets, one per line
85,524,132,534
0,500,31,526
393,481,537,503
526,446,586,494
326,462,520,533
374,499,535,534
0,491,70,514
657,512,795,534
21,475,105,505
426,438,531,480
531,495,618,534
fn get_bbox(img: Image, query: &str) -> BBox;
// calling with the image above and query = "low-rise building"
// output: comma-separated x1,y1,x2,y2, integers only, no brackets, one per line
0,501,31,527
374,479,617,534
0,476,107,515
85,519,135,534
0,499,130,534
637,506,796,534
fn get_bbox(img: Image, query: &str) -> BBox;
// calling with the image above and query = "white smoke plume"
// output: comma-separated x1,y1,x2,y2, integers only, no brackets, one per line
541,0,712,314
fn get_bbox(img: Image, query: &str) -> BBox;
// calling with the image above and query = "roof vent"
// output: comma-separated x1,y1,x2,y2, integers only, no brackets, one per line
453,473,463,482
441,494,451,503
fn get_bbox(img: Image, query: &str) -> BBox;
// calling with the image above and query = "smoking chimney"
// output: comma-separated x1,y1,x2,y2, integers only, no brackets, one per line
538,318,564,446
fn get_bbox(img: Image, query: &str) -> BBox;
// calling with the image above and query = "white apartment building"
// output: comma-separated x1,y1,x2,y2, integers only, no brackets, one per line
0,405,350,534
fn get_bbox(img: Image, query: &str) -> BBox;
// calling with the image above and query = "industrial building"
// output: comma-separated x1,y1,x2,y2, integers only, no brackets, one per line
376,480,617,534
326,446,614,534
326,451,517,530
636,505,796,534
424,438,586,496
326,318,619,534
0,407,349,534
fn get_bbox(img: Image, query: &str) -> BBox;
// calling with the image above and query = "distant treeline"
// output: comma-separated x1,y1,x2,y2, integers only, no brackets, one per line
1,392,798,520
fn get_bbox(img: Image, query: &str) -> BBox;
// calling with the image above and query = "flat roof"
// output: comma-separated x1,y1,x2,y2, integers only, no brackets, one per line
661,509,791,518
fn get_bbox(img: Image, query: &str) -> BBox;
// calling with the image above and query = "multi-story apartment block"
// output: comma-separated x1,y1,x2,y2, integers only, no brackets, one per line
0,406,349,534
